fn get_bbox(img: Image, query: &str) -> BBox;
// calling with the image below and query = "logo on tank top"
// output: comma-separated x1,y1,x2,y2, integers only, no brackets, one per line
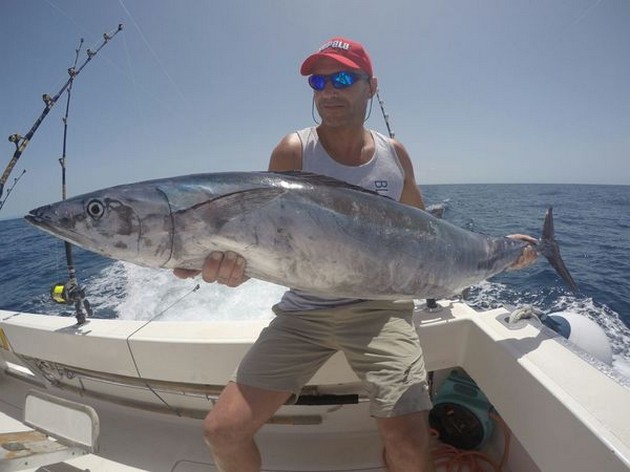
374,180,389,194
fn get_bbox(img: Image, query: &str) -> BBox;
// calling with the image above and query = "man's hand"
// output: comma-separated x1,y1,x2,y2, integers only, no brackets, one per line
173,251,249,287
507,234,538,270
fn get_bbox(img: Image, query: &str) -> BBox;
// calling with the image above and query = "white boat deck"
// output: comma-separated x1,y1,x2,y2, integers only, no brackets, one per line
1,301,629,471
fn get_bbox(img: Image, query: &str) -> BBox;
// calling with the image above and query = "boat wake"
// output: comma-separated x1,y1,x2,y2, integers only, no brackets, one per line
467,280,630,379
88,261,285,322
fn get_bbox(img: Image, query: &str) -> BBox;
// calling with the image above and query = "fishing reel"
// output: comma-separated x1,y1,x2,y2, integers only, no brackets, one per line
51,279,84,305
50,279,93,324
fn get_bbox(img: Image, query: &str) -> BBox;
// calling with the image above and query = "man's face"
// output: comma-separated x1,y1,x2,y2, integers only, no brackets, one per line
310,57,375,128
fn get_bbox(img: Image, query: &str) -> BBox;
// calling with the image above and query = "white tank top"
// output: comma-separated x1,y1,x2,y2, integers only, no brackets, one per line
277,127,406,311
299,127,404,199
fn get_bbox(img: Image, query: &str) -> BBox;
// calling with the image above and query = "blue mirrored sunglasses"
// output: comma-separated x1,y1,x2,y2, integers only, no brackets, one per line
308,71,369,91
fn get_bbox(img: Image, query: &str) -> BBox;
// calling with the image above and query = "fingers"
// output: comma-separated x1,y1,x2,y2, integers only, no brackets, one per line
505,234,539,270
201,251,249,287
510,246,538,270
172,251,248,287
173,268,201,279
507,234,539,245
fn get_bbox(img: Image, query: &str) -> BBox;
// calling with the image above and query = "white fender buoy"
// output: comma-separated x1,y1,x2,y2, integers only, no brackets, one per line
544,312,613,365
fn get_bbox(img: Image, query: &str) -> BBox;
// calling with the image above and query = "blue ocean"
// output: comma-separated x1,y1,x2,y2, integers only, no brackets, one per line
1,183,629,375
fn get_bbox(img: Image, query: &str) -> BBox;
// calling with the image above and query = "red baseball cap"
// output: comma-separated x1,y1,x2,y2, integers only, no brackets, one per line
300,37,373,77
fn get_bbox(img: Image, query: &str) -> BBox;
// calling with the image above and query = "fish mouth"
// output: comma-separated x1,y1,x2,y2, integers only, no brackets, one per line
25,206,87,248
25,208,56,232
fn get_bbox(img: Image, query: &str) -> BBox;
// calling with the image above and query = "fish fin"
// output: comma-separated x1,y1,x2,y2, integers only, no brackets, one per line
270,171,390,199
427,203,446,219
174,187,287,223
538,207,578,292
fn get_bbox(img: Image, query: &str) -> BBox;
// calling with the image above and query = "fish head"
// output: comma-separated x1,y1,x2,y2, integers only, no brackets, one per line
25,184,173,267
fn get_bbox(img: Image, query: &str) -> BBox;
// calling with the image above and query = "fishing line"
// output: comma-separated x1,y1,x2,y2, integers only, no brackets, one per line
123,282,201,415
120,28,152,130
145,283,201,324
42,0,91,37
566,0,604,29
117,0,189,106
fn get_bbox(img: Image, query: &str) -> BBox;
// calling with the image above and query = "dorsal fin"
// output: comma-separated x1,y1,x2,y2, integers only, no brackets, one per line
268,170,388,198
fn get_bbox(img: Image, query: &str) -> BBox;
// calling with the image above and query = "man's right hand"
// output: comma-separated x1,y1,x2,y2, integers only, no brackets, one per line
173,251,249,287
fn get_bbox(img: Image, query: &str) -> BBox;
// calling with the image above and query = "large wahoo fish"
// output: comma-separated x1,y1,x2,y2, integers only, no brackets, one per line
25,171,576,299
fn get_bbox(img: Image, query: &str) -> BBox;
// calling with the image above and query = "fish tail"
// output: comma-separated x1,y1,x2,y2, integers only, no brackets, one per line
538,207,578,291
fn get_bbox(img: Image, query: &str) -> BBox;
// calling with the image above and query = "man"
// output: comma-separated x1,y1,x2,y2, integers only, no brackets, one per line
175,37,536,472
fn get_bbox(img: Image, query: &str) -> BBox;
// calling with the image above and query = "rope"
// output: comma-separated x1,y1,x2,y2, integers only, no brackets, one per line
508,305,543,325
431,412,511,471
382,412,511,471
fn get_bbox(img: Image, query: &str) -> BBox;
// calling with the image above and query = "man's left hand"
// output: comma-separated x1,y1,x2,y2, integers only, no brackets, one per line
507,234,538,270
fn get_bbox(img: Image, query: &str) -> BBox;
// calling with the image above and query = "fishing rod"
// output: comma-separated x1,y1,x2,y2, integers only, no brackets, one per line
0,169,26,208
52,24,123,325
0,23,123,212
376,90,395,139
376,89,440,311
50,37,93,325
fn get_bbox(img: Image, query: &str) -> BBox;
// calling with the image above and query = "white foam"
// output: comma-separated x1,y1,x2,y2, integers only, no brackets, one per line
88,261,285,322
551,296,630,360
461,280,630,380
613,355,630,380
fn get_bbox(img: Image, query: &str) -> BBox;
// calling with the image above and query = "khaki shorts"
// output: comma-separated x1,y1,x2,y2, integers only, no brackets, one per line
233,299,432,417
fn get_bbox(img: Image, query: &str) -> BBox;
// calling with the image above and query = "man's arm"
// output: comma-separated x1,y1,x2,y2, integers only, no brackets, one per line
392,140,425,210
268,133,302,171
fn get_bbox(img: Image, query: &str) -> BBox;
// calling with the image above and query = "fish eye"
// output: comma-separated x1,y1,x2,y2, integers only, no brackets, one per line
86,199,106,220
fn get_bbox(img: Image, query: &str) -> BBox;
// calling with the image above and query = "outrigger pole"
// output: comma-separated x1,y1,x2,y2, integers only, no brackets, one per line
1,24,123,324
0,23,123,212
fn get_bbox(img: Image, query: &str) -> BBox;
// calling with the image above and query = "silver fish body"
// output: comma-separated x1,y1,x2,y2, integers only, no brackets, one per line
25,171,575,300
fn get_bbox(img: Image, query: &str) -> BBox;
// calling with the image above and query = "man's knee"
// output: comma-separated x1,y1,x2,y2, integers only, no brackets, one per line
203,408,251,448
203,383,290,447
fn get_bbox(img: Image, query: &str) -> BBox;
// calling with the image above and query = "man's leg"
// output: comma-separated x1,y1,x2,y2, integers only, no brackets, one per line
335,300,433,470
204,305,337,471
204,381,292,472
377,411,434,472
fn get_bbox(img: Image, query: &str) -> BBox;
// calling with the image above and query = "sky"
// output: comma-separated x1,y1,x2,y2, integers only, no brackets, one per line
0,0,628,218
